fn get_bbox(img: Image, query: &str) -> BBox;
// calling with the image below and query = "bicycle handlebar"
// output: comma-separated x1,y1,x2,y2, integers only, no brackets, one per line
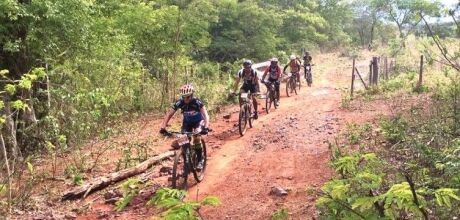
163,129,213,137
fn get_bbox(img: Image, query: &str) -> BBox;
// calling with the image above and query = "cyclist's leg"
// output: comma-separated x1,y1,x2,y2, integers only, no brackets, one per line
239,84,250,106
275,80,280,101
190,121,204,165
304,65,308,80
250,84,258,119
269,78,279,101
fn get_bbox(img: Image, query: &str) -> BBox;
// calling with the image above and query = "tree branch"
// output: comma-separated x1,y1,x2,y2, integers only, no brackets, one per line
404,173,429,220
420,13,460,71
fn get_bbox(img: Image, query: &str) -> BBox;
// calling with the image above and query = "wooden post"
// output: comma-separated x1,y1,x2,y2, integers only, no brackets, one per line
417,55,424,88
383,57,388,80
355,68,368,89
369,61,373,85
351,58,356,98
372,57,379,85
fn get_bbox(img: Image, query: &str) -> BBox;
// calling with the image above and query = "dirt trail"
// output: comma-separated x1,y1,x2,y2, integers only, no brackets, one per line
20,52,392,220
187,54,349,219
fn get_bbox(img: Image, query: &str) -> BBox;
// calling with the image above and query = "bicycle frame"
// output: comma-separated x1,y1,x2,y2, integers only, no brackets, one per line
237,92,254,136
165,130,207,189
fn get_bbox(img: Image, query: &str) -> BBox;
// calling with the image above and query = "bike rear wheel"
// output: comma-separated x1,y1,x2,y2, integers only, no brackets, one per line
191,139,207,182
172,150,188,190
238,106,247,136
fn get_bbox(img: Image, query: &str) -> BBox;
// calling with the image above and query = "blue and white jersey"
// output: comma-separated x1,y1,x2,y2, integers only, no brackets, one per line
172,97,204,124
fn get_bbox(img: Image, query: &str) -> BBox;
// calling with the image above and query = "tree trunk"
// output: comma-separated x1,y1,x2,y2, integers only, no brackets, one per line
1,96,19,163
61,151,175,201
21,89,37,124
0,133,12,214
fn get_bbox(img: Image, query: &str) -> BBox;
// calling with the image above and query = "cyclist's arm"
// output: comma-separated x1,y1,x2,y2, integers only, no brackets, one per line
200,106,210,128
283,64,289,73
254,73,261,92
262,68,269,82
232,77,241,93
161,108,176,129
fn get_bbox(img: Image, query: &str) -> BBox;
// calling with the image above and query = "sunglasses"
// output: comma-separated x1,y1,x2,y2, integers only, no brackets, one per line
182,95,192,99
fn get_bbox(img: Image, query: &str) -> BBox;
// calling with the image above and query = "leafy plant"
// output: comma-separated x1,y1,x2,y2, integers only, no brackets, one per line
271,207,288,220
379,115,407,144
148,188,220,219
115,178,145,212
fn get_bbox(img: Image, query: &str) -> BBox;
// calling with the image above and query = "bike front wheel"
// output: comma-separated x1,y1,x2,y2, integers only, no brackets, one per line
238,105,248,136
298,75,301,90
191,139,207,182
172,150,188,190
286,79,291,97
292,78,298,95
247,103,253,128
307,72,312,87
265,91,272,114
274,91,279,109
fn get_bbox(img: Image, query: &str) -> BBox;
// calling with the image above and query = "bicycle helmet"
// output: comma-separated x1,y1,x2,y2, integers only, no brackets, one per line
243,59,252,68
270,57,278,65
290,55,296,60
180,84,194,96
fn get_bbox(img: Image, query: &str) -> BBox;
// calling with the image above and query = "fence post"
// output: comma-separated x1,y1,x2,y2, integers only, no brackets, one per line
383,57,388,80
372,57,379,85
351,58,356,98
369,60,373,86
417,55,424,88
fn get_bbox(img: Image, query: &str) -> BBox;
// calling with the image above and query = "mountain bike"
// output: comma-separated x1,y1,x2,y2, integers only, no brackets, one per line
163,129,210,190
304,64,314,87
263,81,279,114
235,92,254,136
285,72,298,97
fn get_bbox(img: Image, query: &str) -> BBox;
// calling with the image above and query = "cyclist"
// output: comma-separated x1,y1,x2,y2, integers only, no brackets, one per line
283,55,301,83
231,59,261,119
261,58,281,106
303,51,313,84
159,84,209,170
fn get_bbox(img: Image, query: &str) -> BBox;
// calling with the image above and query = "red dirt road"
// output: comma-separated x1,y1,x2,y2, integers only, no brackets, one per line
191,57,345,219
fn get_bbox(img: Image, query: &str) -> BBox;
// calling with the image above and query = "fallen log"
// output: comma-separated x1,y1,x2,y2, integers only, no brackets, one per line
61,151,175,201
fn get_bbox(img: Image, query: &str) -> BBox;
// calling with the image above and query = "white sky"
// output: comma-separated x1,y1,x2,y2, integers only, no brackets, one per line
439,0,458,7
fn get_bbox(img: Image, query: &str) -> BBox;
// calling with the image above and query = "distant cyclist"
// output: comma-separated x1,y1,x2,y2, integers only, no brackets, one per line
262,58,281,106
283,55,301,83
160,84,209,170
231,59,261,119
303,51,313,85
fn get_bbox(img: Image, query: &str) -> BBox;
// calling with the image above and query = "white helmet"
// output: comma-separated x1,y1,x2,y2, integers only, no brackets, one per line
290,55,296,60
180,84,194,96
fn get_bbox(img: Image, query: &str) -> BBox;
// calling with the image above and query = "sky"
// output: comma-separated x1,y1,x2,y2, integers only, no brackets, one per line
431,0,459,23
439,0,459,7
